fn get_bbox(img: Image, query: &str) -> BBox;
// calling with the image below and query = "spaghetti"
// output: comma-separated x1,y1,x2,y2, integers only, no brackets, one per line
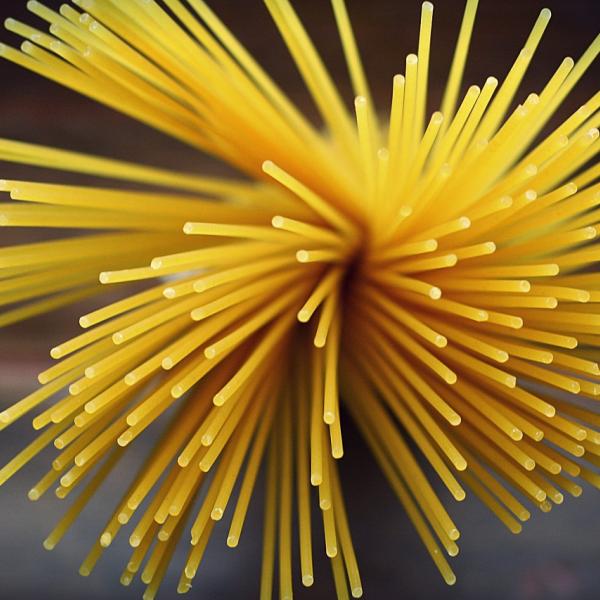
0,0,598,598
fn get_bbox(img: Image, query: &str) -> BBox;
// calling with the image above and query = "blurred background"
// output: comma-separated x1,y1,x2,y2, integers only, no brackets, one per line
0,0,599,598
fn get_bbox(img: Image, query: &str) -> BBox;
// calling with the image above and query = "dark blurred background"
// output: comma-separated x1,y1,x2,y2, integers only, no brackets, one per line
0,0,599,598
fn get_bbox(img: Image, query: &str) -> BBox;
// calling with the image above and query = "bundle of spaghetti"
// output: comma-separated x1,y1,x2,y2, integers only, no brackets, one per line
0,0,598,598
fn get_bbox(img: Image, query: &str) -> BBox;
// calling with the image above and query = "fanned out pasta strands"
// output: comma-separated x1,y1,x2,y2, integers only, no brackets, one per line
0,0,598,598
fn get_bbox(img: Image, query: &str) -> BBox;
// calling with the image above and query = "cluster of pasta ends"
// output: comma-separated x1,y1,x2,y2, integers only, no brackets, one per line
0,0,599,599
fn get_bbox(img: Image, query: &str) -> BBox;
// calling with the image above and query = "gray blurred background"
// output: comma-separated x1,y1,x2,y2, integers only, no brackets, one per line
0,0,599,598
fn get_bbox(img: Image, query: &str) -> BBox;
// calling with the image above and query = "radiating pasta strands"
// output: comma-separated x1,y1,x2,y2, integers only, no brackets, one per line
0,0,598,598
